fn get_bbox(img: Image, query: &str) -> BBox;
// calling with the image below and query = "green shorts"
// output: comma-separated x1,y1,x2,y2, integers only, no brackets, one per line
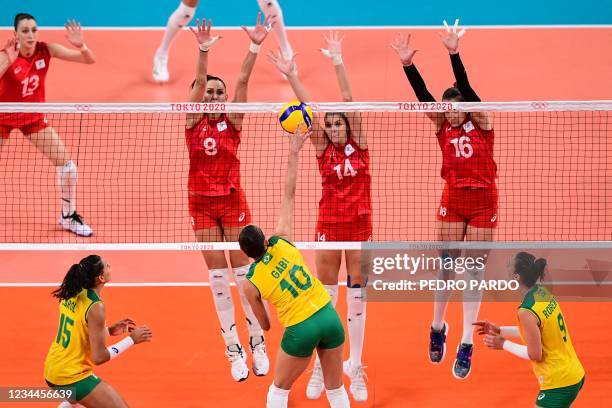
46,374,102,402
536,377,585,408
281,302,345,358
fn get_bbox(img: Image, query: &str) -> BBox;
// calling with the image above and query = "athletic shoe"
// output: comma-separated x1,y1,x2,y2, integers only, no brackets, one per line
59,212,93,237
429,322,449,364
226,344,249,382
153,53,170,83
306,361,324,400
453,343,474,380
250,336,270,376
343,360,368,402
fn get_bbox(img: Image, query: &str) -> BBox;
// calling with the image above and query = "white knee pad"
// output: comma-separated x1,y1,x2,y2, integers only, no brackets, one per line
209,268,232,311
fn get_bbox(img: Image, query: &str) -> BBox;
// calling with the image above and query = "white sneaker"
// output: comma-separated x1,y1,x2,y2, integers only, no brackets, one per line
343,360,368,402
250,336,270,376
153,53,169,83
226,344,249,382
59,212,93,237
306,361,324,400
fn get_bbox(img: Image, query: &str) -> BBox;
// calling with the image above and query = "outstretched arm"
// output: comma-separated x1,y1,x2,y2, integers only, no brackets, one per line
320,32,366,148
230,12,274,129
186,18,221,128
392,34,444,129
48,20,95,64
274,127,310,240
440,20,492,130
268,51,327,155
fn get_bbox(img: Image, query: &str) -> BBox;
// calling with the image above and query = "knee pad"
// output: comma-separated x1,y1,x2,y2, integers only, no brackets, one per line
209,268,232,310
347,287,366,317
57,160,77,181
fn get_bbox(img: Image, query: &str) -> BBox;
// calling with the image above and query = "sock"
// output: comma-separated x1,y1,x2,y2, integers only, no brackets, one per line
56,160,77,217
325,386,350,408
157,1,196,56
257,0,293,58
266,383,289,408
461,267,484,344
323,284,338,307
208,268,239,346
347,286,366,368
233,264,265,339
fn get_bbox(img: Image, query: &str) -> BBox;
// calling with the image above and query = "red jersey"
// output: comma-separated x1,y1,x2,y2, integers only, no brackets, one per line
436,117,497,188
0,42,50,126
317,139,372,222
185,114,241,196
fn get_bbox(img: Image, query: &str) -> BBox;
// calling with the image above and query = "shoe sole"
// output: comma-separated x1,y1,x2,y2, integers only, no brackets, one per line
59,223,93,237
451,345,472,380
429,322,449,364
235,371,249,382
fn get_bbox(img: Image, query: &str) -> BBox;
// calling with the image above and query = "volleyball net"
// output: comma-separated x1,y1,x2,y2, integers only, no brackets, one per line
0,101,610,249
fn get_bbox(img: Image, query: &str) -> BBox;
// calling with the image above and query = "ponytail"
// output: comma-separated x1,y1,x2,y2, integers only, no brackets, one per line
52,255,104,300
514,252,547,288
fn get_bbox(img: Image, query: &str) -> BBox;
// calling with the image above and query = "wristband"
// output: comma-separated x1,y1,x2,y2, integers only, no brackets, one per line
331,55,343,66
500,326,520,337
199,43,210,53
502,340,530,360
249,42,261,54
107,336,134,360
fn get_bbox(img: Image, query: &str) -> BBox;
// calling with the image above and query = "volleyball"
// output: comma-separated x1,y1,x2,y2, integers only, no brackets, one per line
278,100,313,134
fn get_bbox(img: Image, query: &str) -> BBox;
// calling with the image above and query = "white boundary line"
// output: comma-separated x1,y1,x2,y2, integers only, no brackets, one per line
0,280,607,287
1,25,611,30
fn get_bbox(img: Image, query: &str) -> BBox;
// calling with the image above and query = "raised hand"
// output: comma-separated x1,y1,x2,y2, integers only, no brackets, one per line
439,19,466,54
64,20,85,48
267,48,297,77
108,318,136,336
391,33,418,66
2,38,18,63
241,12,274,45
289,125,312,153
189,18,221,51
320,31,344,64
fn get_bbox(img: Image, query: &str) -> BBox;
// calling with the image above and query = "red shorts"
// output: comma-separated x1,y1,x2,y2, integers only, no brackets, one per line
437,184,498,228
0,115,49,139
188,188,251,231
315,214,373,242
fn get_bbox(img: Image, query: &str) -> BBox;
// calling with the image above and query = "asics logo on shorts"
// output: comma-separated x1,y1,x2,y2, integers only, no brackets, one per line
491,214,497,223
238,212,245,222
439,207,447,217
537,393,545,401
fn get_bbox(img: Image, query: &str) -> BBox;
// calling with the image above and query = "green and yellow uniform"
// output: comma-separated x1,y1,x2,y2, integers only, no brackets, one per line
44,289,103,401
247,236,344,357
519,285,585,408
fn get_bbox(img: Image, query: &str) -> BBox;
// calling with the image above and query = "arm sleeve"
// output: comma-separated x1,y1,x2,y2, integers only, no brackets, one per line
449,53,481,102
402,64,436,102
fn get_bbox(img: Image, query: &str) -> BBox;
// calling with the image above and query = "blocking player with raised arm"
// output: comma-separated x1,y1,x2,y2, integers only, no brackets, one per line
184,15,272,381
44,255,153,407
238,126,350,408
475,252,585,408
392,20,497,379
269,32,371,402
0,13,95,236
153,0,294,82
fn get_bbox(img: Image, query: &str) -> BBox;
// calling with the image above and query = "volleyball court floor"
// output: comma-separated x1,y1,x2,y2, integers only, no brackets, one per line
1,27,612,407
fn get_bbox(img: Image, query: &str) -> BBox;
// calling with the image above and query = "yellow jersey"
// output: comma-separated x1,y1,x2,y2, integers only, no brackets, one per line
247,236,331,327
518,285,585,390
44,289,102,385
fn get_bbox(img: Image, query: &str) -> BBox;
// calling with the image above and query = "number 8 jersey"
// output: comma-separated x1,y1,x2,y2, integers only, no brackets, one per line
44,289,102,385
437,117,497,188
247,236,331,327
185,114,241,196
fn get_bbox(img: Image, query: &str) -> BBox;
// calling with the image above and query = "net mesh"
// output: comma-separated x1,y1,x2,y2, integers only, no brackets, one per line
0,102,611,246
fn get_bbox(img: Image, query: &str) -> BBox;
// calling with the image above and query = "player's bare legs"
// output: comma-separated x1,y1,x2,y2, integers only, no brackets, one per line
224,226,270,376
153,0,199,82
77,381,128,408
26,127,92,237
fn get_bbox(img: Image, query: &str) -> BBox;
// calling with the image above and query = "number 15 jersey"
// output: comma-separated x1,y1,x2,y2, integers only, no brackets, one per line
247,236,331,327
